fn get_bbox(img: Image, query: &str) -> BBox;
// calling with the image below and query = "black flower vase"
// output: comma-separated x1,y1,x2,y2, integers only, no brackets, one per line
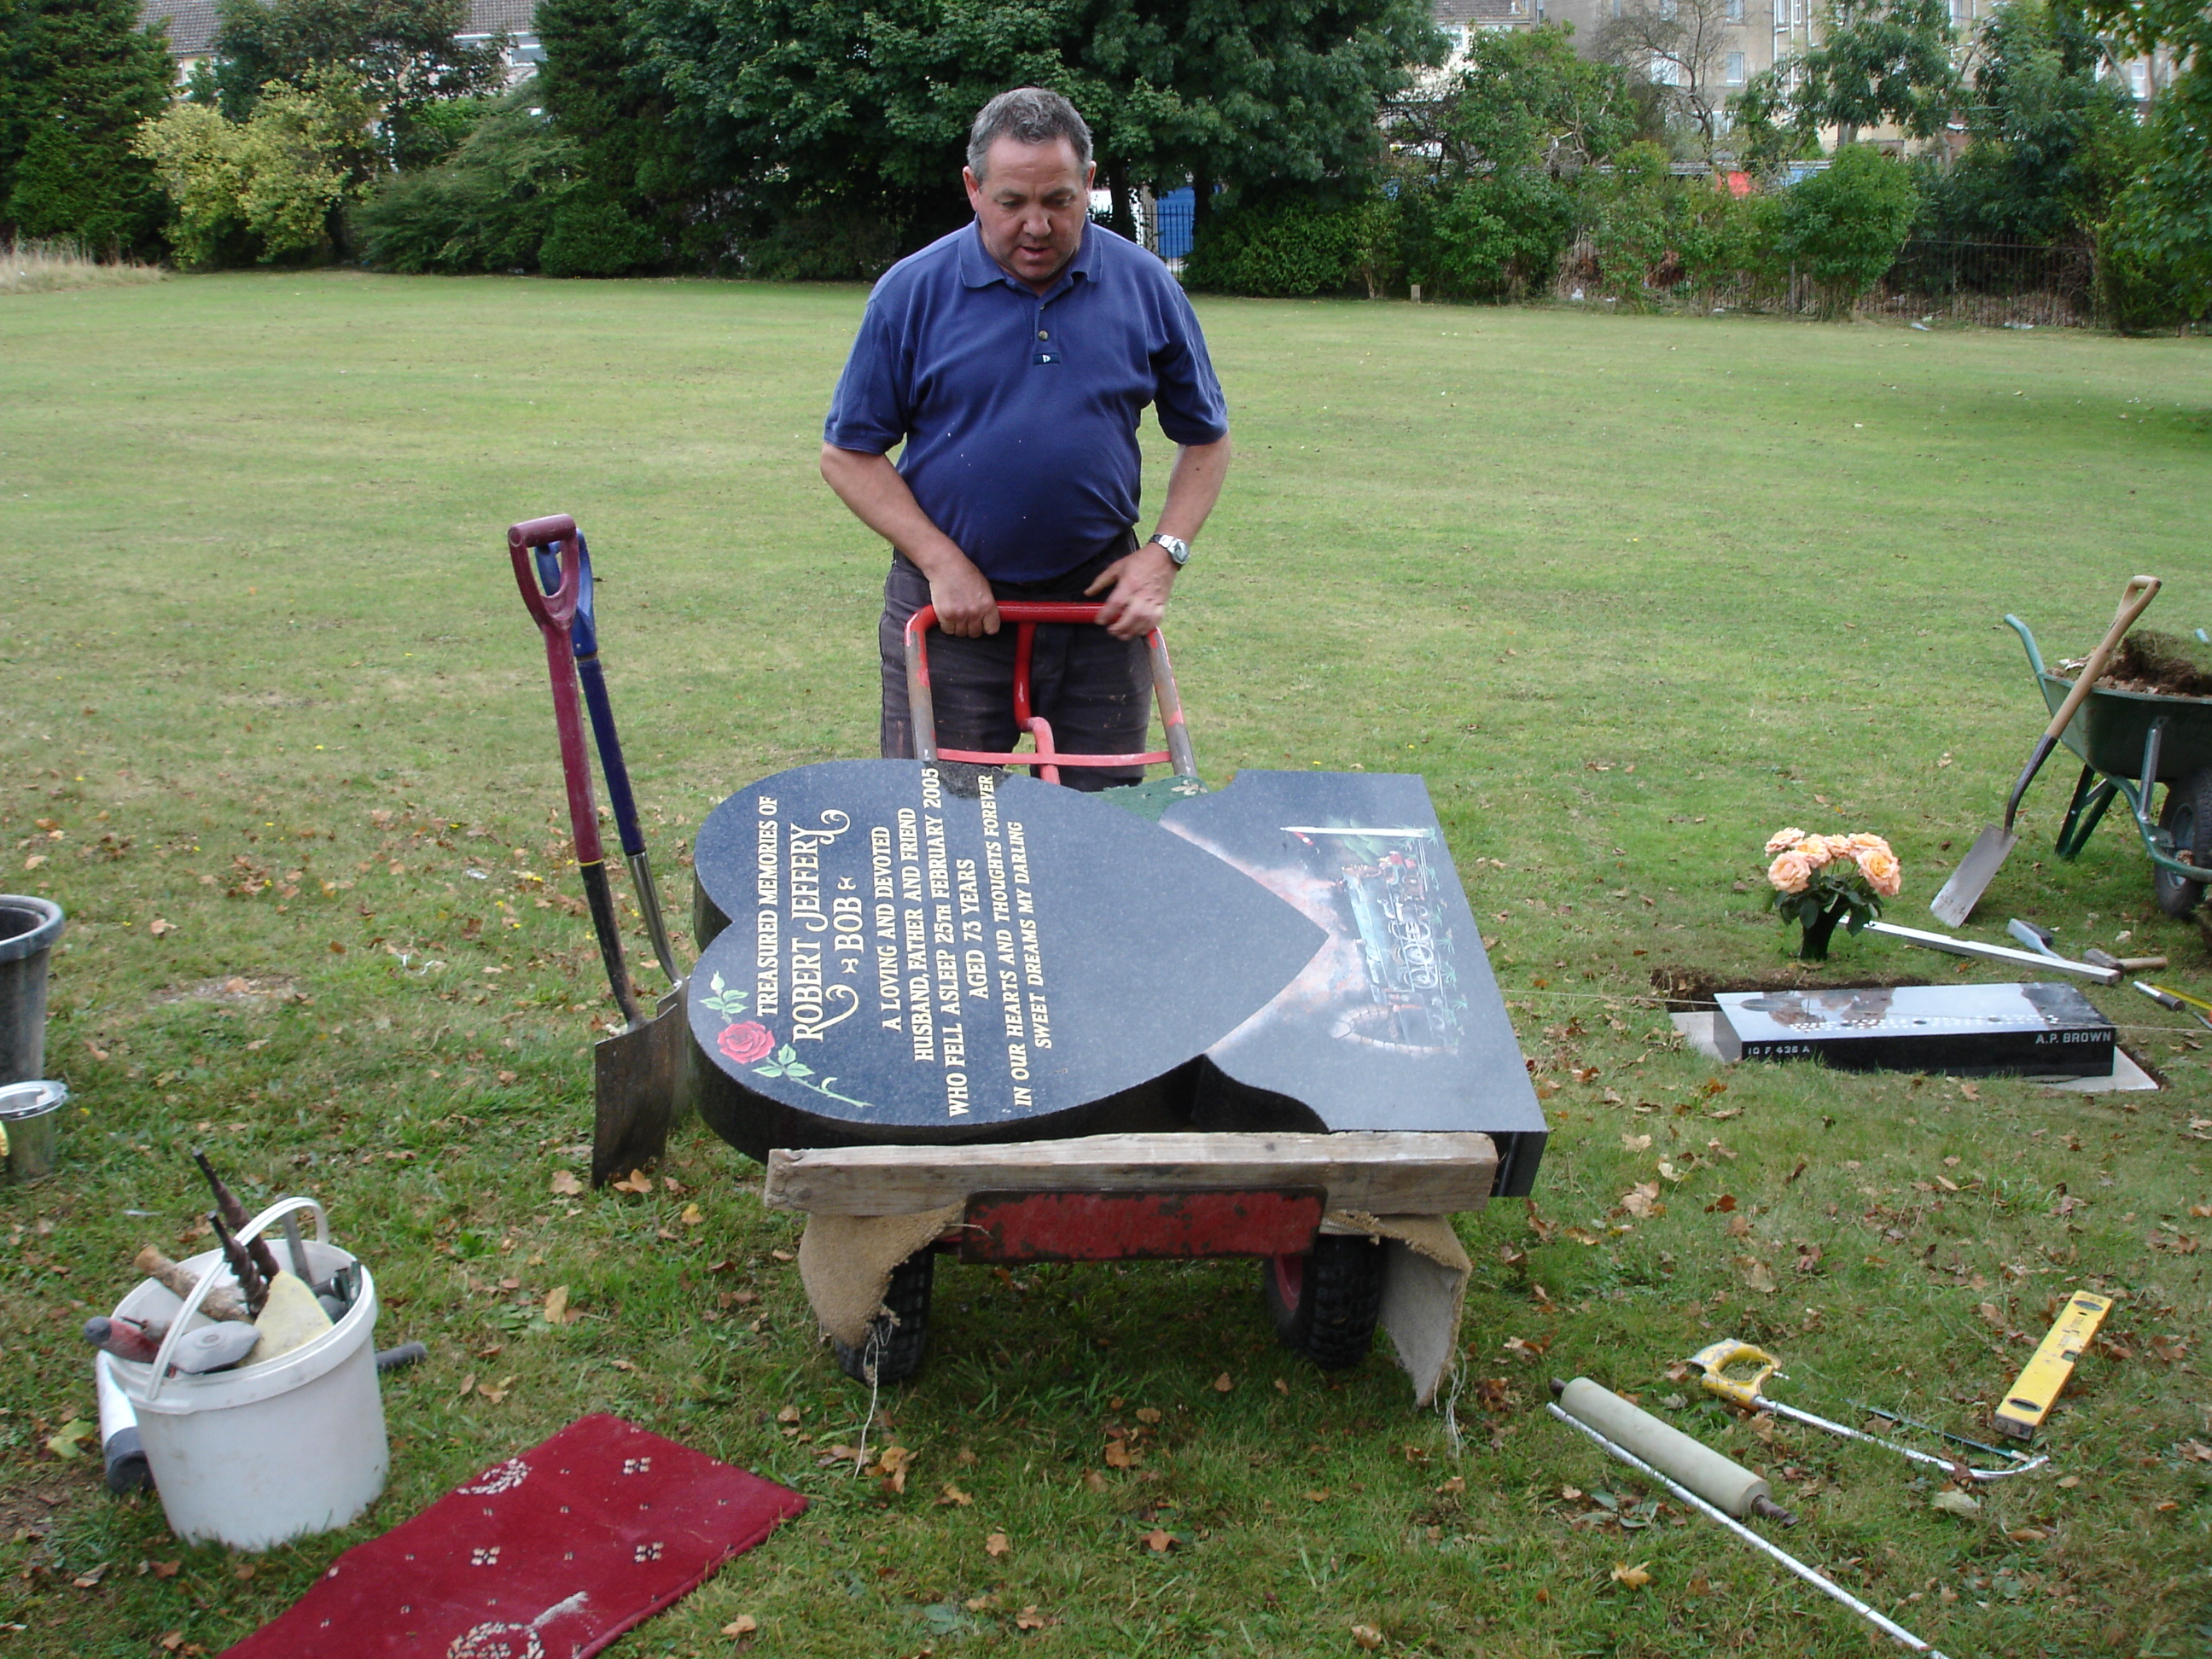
1796,903,1847,962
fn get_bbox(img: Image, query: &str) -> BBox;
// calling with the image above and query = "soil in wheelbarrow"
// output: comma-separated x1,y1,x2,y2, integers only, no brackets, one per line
2062,630,2212,700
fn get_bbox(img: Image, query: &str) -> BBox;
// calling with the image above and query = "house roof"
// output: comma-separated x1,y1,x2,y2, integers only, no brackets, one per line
140,0,538,57
1432,0,1532,23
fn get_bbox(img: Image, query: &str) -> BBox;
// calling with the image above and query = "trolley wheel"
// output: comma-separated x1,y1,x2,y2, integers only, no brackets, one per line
1262,1235,1385,1371
834,1249,934,1386
2153,767,2212,917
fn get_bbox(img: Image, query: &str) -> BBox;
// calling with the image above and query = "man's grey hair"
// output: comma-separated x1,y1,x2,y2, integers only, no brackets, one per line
967,87,1092,179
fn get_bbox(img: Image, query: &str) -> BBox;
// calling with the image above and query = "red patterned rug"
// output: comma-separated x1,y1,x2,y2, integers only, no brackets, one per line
220,1414,806,1659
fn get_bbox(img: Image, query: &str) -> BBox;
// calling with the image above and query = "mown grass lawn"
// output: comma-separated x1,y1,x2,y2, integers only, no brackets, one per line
1,271,2208,1658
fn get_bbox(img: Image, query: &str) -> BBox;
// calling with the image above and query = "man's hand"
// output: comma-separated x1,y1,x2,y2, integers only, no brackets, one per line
1085,542,1179,639
929,556,1000,638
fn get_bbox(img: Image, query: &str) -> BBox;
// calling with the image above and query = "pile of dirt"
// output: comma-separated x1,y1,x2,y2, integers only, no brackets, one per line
2063,630,2212,699
1649,966,1924,1011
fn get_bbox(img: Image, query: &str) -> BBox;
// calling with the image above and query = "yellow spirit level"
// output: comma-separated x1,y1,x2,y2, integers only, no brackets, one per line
1994,1292,2113,1441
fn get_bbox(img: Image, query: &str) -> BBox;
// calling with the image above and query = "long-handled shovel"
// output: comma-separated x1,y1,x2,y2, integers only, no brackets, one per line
533,531,682,986
509,514,688,1188
1930,574,2160,926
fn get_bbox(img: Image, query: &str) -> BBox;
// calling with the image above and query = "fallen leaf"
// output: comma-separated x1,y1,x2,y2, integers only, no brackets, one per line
771,1249,795,1263
611,1169,653,1195
1435,1476,1465,1495
549,1170,584,1196
84,1039,109,1062
2007,1527,2048,1543
1621,1133,1652,1152
1082,1470,1108,1493
1142,1528,1173,1552
721,1615,759,1636
1930,1489,1981,1517
871,1444,915,1493
938,1481,972,1506
777,1405,801,1424
1706,1194,1738,1214
1274,1377,1289,1395
2179,1440,2212,1464
1959,1082,1981,1101
478,1374,515,1405
985,1532,1011,1557
1620,1183,1663,1218
1793,1243,1823,1274
1727,1214,1752,1238
1016,1606,1046,1630
1611,1562,1652,1589
456,1371,478,1401
543,1285,573,1325
1212,1372,1233,1393
1738,1256,1777,1295
1136,1406,1162,1424
1977,1301,2006,1330
43,1419,92,1459
150,1561,180,1579
609,1358,636,1371
1350,1624,1386,1650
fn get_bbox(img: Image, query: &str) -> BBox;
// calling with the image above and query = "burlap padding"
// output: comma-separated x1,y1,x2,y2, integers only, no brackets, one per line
798,1205,965,1348
1324,1210,1472,1408
796,1203,1470,1406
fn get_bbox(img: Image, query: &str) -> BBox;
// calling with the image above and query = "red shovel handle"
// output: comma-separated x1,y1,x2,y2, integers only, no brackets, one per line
507,515,600,866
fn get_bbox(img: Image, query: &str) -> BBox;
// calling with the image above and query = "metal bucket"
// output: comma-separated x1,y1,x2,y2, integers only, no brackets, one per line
0,895,63,1084
0,1078,65,1182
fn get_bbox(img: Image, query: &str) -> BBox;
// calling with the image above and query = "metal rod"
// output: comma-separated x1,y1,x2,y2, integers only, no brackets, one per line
1547,1404,1951,1657
1758,1397,2046,1482
1850,1401,2036,1466
1865,919,2120,984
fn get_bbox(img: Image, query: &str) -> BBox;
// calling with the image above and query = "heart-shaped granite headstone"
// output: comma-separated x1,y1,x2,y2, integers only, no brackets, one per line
687,760,1324,1158
1159,770,1547,1196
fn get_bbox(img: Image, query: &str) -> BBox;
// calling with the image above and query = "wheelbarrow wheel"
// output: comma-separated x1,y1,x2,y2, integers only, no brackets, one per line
1263,1235,1384,1371
835,1248,934,1386
2153,767,2212,918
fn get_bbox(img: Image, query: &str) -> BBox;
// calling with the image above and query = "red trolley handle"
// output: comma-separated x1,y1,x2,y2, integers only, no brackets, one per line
901,601,1198,784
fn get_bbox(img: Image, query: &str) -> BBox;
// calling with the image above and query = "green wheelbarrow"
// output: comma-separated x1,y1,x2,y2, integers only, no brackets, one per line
2007,613,2212,917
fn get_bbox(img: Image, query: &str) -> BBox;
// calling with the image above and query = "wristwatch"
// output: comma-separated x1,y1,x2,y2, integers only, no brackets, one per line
1147,533,1191,568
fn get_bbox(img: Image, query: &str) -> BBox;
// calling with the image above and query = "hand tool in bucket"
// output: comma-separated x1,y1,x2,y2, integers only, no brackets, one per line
1931,574,2160,925
509,515,687,1188
1686,1338,2046,1481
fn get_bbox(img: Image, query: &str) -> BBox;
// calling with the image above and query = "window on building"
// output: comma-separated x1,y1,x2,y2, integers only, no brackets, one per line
2128,61,2149,97
1653,55,1686,84
1726,50,1746,81
1658,0,1676,18
1726,0,1743,20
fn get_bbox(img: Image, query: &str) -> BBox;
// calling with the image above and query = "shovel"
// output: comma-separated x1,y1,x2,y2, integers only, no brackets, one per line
508,514,689,1188
1930,574,2160,926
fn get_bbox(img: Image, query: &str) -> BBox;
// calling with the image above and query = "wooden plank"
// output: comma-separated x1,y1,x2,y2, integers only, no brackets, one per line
763,1132,1499,1217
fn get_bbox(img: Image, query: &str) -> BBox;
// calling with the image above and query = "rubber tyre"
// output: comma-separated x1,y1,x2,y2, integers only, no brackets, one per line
1262,1235,1385,1371
834,1249,934,1386
2153,767,2212,918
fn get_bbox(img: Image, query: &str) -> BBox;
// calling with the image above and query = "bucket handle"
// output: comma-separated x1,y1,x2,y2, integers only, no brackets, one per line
142,1196,331,1405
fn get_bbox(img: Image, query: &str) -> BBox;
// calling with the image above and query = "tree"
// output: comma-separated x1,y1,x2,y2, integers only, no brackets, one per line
2077,0,2210,322
0,0,173,253
1770,138,1916,311
133,68,369,264
1786,0,1959,143
1919,0,2141,242
212,0,506,168
631,0,1437,267
1592,0,1739,154
1388,22,1634,177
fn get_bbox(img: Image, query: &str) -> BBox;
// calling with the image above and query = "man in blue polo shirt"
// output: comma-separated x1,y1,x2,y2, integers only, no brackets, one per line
820,86,1233,790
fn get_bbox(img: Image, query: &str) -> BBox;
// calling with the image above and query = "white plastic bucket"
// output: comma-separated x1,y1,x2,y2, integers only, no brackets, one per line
108,1197,388,1551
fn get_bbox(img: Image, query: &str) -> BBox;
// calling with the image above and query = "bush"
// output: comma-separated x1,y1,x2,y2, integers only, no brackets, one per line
1184,195,1376,299
538,188,660,276
1404,174,1575,302
353,96,582,274
1769,143,1917,316
132,74,370,268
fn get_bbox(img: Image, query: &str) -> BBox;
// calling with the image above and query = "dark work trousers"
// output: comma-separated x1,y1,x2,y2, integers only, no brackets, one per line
878,533,1150,793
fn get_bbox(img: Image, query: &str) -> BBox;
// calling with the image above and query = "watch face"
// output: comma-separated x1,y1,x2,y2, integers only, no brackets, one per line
1155,535,1190,566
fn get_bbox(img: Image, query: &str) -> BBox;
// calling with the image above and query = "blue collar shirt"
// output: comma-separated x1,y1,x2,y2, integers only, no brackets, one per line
824,221,1230,585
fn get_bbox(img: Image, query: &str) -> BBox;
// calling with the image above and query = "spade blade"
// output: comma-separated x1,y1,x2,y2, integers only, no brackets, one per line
591,988,689,1188
1929,824,2017,928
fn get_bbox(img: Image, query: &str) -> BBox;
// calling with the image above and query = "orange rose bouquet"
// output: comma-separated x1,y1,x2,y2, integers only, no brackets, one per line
1763,827,1901,960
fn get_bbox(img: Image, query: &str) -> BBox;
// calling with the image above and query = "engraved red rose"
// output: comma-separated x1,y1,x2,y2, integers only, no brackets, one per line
718,1021,775,1065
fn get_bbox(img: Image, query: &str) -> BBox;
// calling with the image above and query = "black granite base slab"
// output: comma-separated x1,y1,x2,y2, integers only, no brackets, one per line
686,760,1326,1160
1158,771,1548,1196
1713,982,2115,1076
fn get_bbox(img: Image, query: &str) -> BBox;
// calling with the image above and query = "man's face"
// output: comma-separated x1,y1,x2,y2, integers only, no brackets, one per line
963,136,1095,291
